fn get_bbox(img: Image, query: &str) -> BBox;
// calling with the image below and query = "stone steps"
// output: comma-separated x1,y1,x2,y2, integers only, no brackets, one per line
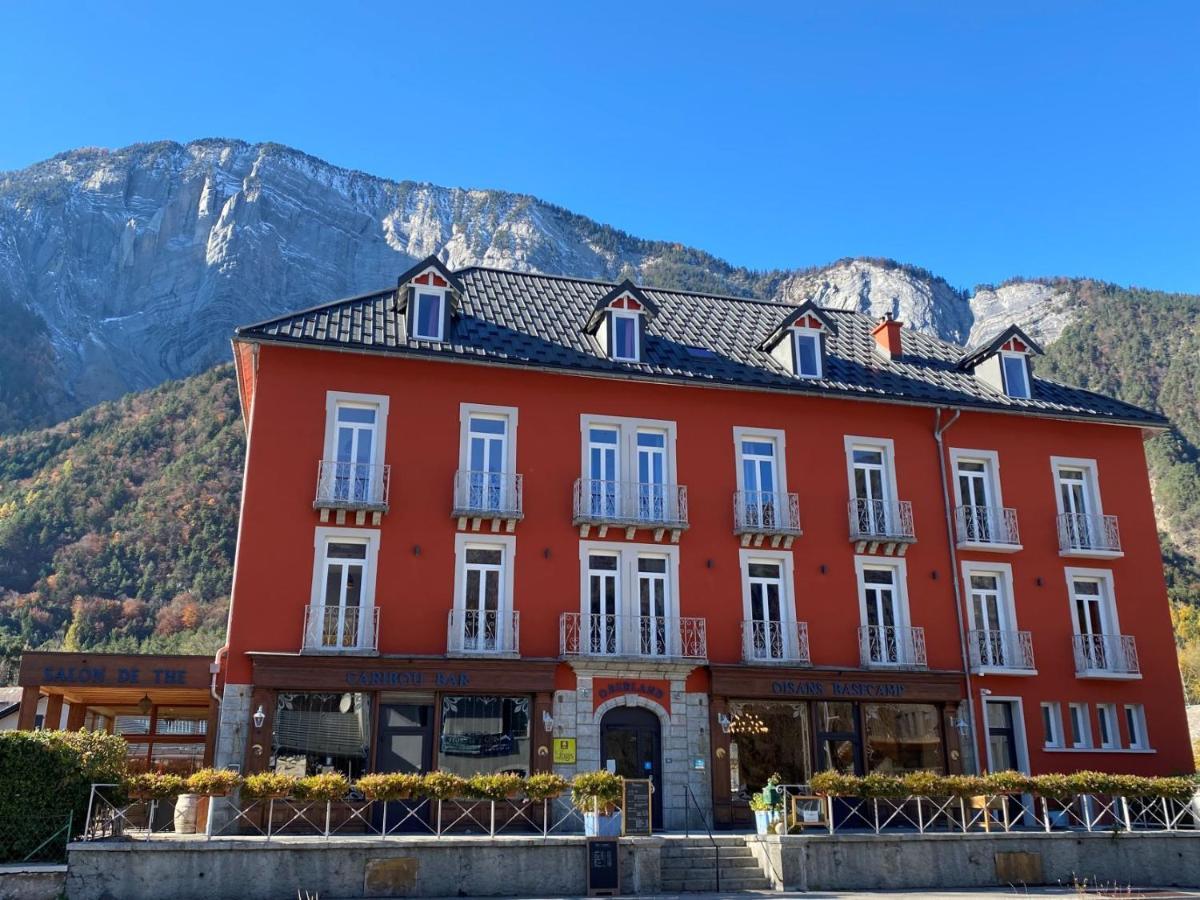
659,838,772,893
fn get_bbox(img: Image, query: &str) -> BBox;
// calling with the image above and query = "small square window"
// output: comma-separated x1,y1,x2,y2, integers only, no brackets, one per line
1001,353,1030,398
794,331,822,378
1067,703,1090,748
1124,705,1148,750
611,312,639,361
413,291,444,341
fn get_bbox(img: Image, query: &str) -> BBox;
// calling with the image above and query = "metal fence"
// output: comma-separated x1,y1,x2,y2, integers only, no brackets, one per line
0,812,73,863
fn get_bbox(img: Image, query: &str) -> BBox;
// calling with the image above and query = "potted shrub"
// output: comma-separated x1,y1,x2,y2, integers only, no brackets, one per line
810,770,863,798
466,773,524,802
571,771,623,836
293,772,349,803
355,773,423,802
983,770,1033,796
242,772,300,801
749,788,782,835
419,771,469,801
186,768,243,797
124,772,186,802
523,773,570,802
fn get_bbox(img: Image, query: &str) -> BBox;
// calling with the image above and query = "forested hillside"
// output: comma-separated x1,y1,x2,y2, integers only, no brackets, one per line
0,366,241,679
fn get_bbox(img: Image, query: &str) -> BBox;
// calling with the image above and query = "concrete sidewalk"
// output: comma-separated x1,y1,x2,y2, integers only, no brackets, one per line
387,890,1200,900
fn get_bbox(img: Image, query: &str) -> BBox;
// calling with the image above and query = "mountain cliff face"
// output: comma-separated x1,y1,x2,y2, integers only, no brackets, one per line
0,139,1080,430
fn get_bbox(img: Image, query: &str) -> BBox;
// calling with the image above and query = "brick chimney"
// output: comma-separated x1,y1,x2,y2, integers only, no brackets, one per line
871,314,903,359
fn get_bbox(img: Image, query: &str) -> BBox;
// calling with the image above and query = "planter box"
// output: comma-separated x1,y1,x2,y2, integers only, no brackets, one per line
583,810,622,836
754,810,781,835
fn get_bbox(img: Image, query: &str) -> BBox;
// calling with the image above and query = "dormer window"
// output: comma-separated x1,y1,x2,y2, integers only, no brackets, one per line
413,289,446,342
1001,351,1030,398
611,310,639,361
958,324,1043,400
793,328,822,378
758,302,836,379
582,280,659,365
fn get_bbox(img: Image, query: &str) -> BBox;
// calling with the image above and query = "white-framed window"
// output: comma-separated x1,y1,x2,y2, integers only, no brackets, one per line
1051,457,1113,552
457,403,518,513
738,549,798,661
321,391,390,504
451,534,516,653
1065,567,1120,641
853,556,913,665
308,526,380,650
1000,351,1030,398
1067,702,1091,749
578,541,681,656
793,328,822,378
1124,704,1149,750
1040,702,1063,749
845,436,899,535
962,561,1021,668
733,427,789,528
1096,703,1120,749
580,415,678,518
611,310,640,362
412,287,446,341
949,448,1012,544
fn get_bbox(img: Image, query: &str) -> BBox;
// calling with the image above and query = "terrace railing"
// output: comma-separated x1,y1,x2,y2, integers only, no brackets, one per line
302,604,379,653
858,624,927,669
1057,513,1121,554
559,612,707,660
740,619,810,664
446,609,520,656
451,470,523,521
572,479,689,534
955,505,1020,548
848,499,915,544
733,491,801,543
314,461,390,511
967,629,1035,673
1073,633,1140,677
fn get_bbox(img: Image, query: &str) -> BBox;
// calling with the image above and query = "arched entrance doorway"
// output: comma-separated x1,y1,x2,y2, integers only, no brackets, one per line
599,706,663,828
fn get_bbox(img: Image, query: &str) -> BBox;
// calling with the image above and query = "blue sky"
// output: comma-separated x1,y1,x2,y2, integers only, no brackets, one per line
2,1,1197,292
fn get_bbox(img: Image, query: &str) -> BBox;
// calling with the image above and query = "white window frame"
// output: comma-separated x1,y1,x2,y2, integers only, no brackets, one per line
844,435,900,506
1063,567,1122,637
577,540,680,624
1067,702,1092,749
948,448,1006,510
732,426,789,494
1040,702,1063,749
609,309,641,362
1000,351,1031,398
1124,704,1150,751
458,403,519,474
452,533,516,617
322,391,390,466
961,561,1018,634
308,526,380,649
738,548,798,626
411,285,447,342
792,327,823,378
1050,456,1106,518
1096,703,1120,750
853,556,913,662
580,414,678,486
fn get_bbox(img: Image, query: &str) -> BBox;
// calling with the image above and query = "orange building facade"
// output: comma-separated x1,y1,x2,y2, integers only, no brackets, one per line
215,258,1192,829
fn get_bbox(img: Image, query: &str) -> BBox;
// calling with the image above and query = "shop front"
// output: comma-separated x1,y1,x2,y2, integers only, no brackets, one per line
244,654,558,780
708,665,965,826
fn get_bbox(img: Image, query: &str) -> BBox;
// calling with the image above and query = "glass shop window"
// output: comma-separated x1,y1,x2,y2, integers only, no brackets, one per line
727,702,812,798
863,703,946,774
272,692,371,779
438,695,530,777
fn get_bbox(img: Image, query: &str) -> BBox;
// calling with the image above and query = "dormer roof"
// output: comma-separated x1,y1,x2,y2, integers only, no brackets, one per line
756,301,838,352
394,255,465,311
583,280,659,333
958,324,1044,371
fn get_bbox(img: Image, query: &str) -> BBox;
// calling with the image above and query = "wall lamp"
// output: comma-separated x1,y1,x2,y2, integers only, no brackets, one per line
541,710,555,733
252,705,266,729
413,545,421,556
716,712,731,734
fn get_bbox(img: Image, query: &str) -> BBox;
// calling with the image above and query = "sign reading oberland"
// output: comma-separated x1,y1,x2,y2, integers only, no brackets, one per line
771,680,906,698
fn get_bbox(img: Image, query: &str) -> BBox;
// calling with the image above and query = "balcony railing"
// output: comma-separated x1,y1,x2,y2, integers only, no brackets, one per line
967,629,1035,672
451,470,524,523
741,619,810,664
733,491,802,544
572,478,689,537
302,604,379,653
1057,513,1122,555
447,609,520,656
848,499,915,545
955,505,1021,548
858,625,927,669
314,460,390,512
559,612,707,660
1073,633,1140,677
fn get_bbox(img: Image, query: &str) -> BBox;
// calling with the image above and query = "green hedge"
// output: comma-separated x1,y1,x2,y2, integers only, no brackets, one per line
808,769,1199,800
0,730,127,861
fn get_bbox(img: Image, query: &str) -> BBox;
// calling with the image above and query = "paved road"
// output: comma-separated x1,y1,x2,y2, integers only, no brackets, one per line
375,891,1200,900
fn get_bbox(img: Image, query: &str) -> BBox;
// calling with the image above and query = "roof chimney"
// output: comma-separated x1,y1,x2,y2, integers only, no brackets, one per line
872,314,903,359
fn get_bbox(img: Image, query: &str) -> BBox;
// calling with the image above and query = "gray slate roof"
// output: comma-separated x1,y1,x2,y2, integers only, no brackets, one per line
235,265,1167,428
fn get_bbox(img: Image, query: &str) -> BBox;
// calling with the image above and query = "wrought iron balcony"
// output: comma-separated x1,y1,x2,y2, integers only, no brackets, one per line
1057,513,1122,556
733,491,802,547
313,460,390,524
955,505,1021,550
572,478,689,541
741,619,810,665
858,624,927,669
967,629,1036,673
446,609,520,656
302,604,379,653
452,470,523,530
559,612,707,660
1072,633,1140,678
848,499,915,554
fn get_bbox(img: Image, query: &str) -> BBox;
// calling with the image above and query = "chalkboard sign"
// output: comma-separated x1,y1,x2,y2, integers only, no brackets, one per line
621,778,653,836
586,837,620,896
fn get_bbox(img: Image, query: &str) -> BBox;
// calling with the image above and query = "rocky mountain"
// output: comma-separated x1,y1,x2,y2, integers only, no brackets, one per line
0,139,1079,432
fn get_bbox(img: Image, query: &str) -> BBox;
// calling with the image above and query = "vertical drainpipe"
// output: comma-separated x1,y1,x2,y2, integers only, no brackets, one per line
934,407,981,772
